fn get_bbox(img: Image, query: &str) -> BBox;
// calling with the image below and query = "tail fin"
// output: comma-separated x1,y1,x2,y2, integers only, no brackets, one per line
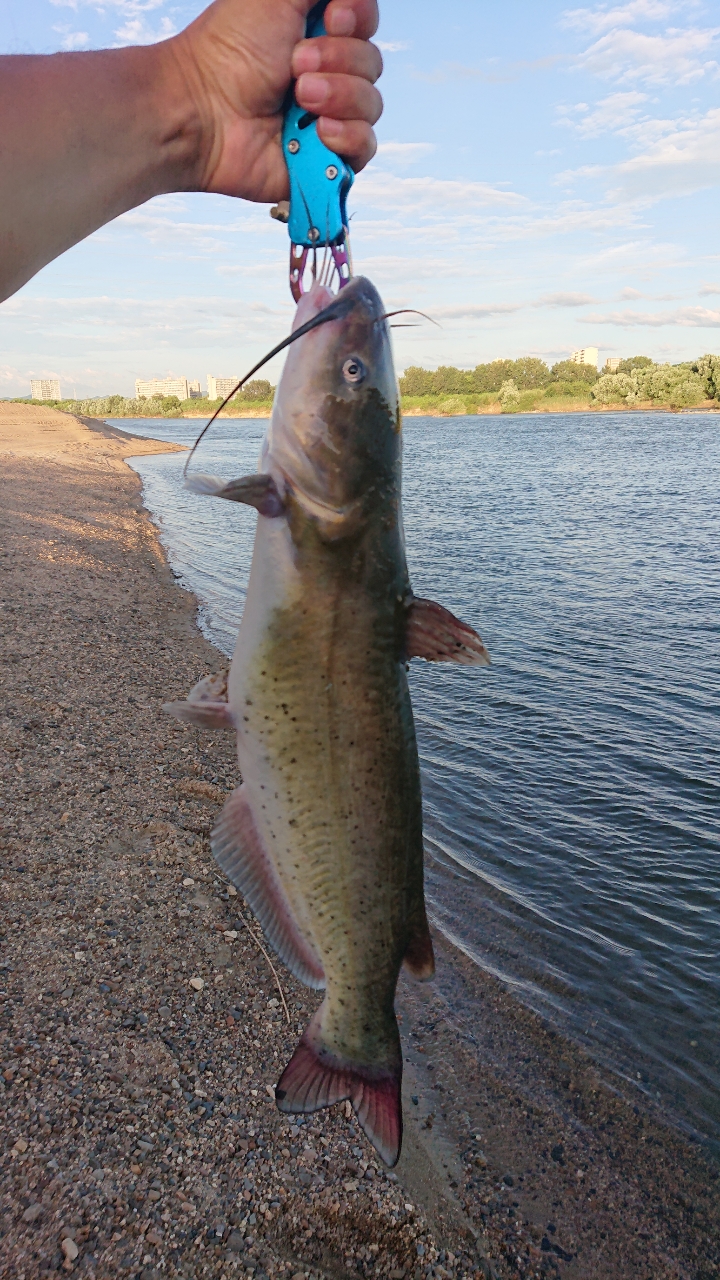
275,1006,402,1167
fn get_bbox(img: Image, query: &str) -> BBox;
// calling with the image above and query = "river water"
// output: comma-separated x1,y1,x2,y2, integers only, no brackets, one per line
114,412,720,1147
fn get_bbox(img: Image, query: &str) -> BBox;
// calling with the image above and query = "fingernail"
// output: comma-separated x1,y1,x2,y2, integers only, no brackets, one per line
297,73,330,109
326,5,356,36
293,43,321,73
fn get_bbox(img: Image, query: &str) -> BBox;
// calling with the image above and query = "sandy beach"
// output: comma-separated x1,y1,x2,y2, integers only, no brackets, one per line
1,403,718,1280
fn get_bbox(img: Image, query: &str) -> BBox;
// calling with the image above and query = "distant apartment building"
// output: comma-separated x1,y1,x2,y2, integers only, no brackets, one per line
605,357,622,372
135,376,190,400
31,378,61,400
207,375,239,401
570,347,599,369
187,380,202,399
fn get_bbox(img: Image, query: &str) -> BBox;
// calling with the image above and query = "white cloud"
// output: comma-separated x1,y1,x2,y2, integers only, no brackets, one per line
430,303,523,321
699,282,720,294
0,295,293,351
53,24,91,49
583,305,720,325
561,2,683,35
375,142,436,167
417,55,565,85
50,0,167,13
376,40,410,53
354,171,527,219
534,292,598,306
62,30,90,48
559,90,649,136
49,0,176,42
611,105,720,198
113,14,175,44
574,25,719,84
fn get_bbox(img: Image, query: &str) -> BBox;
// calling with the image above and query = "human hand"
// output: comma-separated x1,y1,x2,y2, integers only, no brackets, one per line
170,0,382,202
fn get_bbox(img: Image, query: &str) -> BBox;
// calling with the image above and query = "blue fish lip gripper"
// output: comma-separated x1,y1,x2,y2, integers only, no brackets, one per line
278,0,355,302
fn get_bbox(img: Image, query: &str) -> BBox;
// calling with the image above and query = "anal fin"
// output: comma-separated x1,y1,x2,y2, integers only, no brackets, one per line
406,597,491,667
212,786,325,990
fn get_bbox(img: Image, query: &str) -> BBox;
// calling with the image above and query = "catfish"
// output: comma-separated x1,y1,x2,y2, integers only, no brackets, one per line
165,276,489,1164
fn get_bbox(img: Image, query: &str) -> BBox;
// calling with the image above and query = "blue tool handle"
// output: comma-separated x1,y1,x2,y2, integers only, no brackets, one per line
282,1,354,248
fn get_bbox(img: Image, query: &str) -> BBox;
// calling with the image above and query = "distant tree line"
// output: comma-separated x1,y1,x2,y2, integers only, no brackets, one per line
400,358,600,396
14,355,720,419
19,379,275,418
590,355,720,409
400,353,720,411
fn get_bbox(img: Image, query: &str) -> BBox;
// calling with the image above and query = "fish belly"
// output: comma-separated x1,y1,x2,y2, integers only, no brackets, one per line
229,513,423,1071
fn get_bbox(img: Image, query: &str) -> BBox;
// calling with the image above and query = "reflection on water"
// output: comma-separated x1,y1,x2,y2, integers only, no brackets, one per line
118,412,720,1145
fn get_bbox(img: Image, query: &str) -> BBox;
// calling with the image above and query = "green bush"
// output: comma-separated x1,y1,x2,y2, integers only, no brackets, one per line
692,354,720,400
499,379,521,412
550,360,599,385
545,380,594,398
618,356,654,374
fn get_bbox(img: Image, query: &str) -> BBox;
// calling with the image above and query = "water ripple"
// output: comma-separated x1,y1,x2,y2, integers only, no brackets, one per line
121,411,720,1144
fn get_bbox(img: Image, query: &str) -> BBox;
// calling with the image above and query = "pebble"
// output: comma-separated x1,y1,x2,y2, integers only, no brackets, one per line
22,1204,42,1224
2,410,715,1280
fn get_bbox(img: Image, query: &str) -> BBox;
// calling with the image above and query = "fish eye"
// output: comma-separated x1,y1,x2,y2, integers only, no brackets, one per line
342,356,366,386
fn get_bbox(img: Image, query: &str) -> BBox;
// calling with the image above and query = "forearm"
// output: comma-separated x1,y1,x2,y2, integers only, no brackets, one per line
0,44,204,303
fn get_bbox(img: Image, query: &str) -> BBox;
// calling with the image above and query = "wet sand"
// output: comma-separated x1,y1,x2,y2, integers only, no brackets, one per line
0,404,718,1280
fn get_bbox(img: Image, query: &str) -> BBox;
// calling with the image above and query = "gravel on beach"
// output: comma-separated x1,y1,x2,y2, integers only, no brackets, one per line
0,404,718,1280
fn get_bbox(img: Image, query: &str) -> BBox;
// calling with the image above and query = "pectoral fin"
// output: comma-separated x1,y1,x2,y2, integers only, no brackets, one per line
185,472,284,517
405,597,491,667
163,700,234,730
163,670,235,730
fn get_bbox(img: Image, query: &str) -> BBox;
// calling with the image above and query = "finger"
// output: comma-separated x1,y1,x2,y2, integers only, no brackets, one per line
323,0,379,40
296,72,382,126
293,35,383,83
317,117,377,172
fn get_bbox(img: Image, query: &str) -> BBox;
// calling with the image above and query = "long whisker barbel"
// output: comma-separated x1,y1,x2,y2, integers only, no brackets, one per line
378,309,441,328
183,290,358,481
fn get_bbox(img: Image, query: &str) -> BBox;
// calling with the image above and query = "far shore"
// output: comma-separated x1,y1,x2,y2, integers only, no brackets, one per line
96,400,720,421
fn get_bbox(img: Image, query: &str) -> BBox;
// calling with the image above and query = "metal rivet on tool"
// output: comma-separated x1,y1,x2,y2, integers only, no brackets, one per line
288,139,300,154
325,165,338,180
308,227,320,242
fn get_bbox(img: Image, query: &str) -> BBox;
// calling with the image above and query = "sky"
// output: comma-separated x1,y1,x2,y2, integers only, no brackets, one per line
2,0,720,398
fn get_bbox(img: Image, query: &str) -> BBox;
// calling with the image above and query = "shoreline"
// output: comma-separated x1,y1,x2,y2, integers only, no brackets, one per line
72,401,720,422
1,404,718,1279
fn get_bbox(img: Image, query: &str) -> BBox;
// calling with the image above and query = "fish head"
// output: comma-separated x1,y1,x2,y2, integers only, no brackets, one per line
264,276,400,536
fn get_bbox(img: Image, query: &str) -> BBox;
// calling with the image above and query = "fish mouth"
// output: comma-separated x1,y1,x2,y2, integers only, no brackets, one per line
291,275,386,334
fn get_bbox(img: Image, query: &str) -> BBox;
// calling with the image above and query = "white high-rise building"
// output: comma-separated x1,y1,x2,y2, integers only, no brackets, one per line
188,380,201,399
605,357,622,372
135,376,189,400
31,379,61,400
207,375,240,401
570,347,599,369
